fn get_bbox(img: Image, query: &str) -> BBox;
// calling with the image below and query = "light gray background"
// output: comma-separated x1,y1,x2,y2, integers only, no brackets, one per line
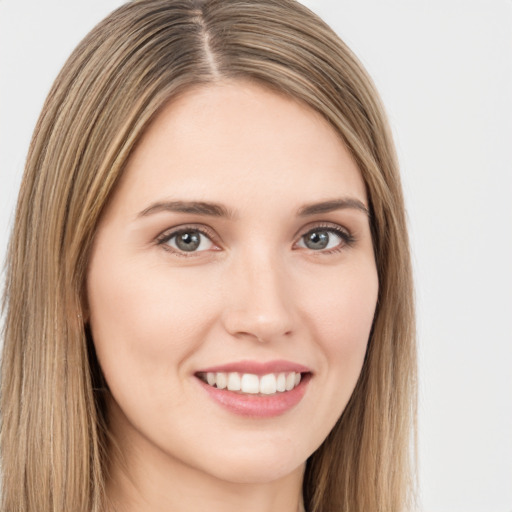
1,1,511,511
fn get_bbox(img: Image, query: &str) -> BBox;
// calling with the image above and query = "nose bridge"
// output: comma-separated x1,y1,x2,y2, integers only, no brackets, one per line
222,243,294,342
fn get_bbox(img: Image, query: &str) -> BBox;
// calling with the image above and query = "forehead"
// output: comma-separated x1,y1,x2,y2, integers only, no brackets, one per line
107,80,367,217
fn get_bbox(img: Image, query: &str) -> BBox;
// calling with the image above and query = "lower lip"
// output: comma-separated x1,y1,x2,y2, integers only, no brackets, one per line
196,374,310,418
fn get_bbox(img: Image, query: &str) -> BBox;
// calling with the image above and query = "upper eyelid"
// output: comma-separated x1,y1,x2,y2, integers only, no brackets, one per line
156,224,217,242
303,223,349,233
296,224,354,247
295,221,352,239
155,221,353,254
156,225,218,257
157,221,351,241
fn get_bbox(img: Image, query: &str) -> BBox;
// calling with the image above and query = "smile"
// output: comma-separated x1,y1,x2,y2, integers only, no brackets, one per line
194,361,312,417
197,371,302,395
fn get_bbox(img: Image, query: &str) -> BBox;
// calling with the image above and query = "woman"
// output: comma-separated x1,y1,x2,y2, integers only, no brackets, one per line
0,1,416,511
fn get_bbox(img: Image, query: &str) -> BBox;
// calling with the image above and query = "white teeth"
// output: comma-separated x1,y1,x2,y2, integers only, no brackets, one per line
285,372,295,391
216,372,227,389
276,372,286,392
227,372,241,391
260,374,277,394
202,371,304,394
241,373,260,394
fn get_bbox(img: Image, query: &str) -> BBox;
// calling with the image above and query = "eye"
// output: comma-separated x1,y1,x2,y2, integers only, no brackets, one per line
296,226,354,252
157,227,215,254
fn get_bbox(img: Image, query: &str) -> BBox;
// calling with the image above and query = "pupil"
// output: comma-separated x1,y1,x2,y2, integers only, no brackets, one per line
176,232,200,251
306,231,329,250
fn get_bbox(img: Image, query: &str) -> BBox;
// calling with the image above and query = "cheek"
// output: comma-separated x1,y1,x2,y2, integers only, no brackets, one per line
307,262,378,352
302,262,378,402
86,252,217,400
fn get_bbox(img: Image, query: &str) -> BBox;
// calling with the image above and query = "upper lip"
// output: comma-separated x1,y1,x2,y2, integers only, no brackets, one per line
196,359,312,375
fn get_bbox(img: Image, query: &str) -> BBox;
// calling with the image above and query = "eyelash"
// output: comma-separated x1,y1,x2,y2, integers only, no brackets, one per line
156,225,218,257
155,223,356,257
301,224,356,254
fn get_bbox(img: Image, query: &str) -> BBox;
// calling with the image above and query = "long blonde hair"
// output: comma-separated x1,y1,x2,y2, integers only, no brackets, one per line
1,1,416,511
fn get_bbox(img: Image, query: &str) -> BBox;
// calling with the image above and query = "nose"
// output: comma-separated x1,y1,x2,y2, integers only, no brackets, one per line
221,248,296,344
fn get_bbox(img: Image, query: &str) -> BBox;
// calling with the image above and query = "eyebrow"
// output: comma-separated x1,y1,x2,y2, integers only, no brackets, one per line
137,200,236,219
297,198,370,217
137,197,369,220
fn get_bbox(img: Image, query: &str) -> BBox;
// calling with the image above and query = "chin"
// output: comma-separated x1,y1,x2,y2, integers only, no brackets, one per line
207,458,305,485
188,437,309,485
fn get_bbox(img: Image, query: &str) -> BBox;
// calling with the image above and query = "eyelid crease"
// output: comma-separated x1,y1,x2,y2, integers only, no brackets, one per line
154,222,357,259
155,224,220,251
295,223,356,253
293,220,354,242
302,222,352,235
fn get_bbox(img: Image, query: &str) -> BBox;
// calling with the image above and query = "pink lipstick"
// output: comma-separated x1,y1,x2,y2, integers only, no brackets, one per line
195,360,311,418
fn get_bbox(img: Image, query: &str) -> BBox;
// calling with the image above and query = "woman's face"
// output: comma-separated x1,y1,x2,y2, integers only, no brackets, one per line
87,81,378,486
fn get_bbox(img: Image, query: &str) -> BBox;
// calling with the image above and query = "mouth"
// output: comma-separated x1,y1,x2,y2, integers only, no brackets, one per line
196,370,304,395
194,362,312,417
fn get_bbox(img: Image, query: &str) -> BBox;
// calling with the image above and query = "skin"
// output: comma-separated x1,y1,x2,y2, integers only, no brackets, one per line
87,81,379,512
